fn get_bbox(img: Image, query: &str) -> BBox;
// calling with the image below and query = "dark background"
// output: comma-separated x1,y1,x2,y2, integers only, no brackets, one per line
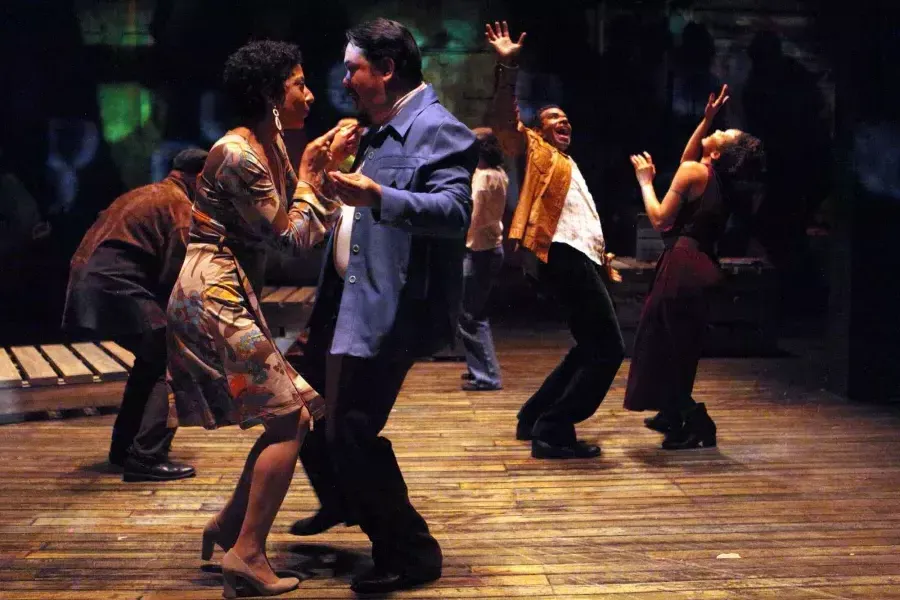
0,0,896,400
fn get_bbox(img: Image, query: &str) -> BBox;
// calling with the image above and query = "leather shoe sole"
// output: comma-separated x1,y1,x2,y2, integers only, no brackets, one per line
531,439,601,459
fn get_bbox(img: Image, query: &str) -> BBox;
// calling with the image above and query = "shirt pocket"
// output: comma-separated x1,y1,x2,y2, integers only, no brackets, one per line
368,155,421,191
381,167,416,191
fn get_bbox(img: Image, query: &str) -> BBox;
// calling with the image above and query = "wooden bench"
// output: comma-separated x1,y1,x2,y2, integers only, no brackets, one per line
0,341,134,416
259,285,317,337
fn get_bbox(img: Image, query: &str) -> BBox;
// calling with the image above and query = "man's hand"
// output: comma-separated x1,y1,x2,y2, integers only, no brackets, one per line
485,21,526,65
326,171,382,208
604,252,622,283
328,120,361,172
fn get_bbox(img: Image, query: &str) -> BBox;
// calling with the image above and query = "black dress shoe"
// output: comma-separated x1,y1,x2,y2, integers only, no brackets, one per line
122,458,196,482
108,452,127,468
350,566,440,594
515,420,534,441
460,371,475,381
531,439,601,459
289,508,353,536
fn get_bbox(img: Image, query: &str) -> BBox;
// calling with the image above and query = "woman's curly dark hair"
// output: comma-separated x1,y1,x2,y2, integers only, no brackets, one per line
223,40,303,123
476,128,504,169
714,132,767,221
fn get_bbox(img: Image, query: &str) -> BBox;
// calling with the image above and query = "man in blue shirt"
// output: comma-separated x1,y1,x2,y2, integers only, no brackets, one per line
290,18,477,594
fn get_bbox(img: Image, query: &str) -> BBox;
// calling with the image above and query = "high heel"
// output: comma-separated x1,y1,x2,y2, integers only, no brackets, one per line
221,550,300,598
661,403,717,450
201,515,233,560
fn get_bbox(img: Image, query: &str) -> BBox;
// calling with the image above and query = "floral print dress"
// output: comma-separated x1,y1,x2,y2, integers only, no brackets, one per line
167,133,336,429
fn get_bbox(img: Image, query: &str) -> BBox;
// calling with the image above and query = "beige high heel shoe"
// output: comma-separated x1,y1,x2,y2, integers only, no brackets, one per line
201,515,233,560
221,550,300,598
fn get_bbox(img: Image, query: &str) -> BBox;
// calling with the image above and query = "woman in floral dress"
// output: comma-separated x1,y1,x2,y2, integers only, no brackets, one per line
166,40,358,598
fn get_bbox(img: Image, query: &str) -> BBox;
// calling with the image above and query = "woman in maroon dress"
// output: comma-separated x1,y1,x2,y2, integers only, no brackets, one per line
623,85,765,449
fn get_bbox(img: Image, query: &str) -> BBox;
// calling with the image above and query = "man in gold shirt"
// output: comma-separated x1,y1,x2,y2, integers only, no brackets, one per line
486,21,625,459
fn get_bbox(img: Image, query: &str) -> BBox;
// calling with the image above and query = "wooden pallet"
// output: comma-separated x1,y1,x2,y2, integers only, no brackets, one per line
0,342,134,416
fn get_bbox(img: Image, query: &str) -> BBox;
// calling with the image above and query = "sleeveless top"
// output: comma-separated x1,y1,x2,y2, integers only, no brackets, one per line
662,164,728,256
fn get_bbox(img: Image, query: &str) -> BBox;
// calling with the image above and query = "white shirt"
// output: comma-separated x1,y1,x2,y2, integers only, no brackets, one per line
466,167,508,251
552,158,606,266
333,83,428,279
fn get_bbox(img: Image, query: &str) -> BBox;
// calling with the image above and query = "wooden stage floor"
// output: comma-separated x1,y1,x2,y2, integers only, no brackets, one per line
1,330,900,599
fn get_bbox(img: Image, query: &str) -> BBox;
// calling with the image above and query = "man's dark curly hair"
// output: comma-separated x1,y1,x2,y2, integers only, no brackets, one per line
530,104,563,130
714,133,767,220
223,40,303,123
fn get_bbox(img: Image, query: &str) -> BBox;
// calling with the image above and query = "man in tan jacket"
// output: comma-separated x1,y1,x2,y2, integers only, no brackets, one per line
486,21,625,459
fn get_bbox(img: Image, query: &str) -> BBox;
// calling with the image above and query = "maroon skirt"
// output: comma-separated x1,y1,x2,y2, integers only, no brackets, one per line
623,237,723,412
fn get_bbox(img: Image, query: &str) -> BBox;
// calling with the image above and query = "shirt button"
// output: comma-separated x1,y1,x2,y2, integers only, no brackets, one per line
348,275,357,284
366,150,375,160
354,212,362,221
351,244,360,254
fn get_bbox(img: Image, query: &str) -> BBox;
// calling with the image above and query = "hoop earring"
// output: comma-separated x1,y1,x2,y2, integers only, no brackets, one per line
272,107,283,133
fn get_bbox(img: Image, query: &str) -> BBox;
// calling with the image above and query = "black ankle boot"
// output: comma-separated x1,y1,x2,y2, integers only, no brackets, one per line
661,403,716,450
643,411,679,434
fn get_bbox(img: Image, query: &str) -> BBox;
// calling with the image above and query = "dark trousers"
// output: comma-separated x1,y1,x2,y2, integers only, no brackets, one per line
517,243,625,444
297,276,442,575
110,328,175,464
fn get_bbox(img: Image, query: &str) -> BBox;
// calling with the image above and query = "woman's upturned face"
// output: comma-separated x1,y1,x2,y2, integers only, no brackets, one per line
702,128,742,158
278,65,315,129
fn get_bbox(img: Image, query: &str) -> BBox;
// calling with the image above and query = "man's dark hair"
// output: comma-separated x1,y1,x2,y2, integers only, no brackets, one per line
530,104,563,129
346,18,423,87
475,129,504,169
223,40,303,122
171,148,209,175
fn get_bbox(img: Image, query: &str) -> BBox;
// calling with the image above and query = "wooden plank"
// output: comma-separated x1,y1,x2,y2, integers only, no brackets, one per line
8,346,58,387
283,286,316,304
0,382,125,416
260,286,278,300
69,343,128,380
99,341,135,369
259,285,296,304
39,345,95,384
0,348,23,389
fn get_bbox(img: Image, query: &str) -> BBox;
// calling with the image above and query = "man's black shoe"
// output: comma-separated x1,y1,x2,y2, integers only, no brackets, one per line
122,458,195,482
289,508,353,536
531,439,601,459
108,452,127,468
350,566,440,594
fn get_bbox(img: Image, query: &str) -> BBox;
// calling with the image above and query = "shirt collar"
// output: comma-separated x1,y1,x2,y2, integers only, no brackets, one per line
377,83,436,140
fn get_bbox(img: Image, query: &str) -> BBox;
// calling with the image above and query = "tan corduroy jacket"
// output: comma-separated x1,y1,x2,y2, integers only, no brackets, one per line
490,63,572,263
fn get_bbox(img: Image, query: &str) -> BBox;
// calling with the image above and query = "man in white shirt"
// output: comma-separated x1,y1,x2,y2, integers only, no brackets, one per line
487,21,625,459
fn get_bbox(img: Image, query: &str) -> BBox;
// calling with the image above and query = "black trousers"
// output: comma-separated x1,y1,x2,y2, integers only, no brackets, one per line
110,328,175,464
296,275,442,575
517,243,625,444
